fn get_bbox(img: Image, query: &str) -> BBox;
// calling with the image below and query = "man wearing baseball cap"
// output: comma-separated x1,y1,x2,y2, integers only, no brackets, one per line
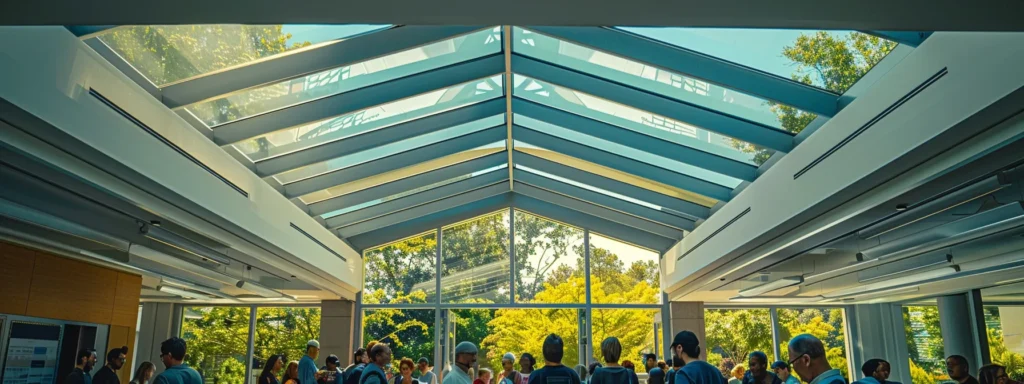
670,331,726,384
417,358,437,384
443,342,478,384
301,340,322,384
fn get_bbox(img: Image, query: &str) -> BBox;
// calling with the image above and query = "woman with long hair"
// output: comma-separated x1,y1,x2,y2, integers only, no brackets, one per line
129,362,156,384
979,364,1009,384
260,355,284,384
282,361,300,384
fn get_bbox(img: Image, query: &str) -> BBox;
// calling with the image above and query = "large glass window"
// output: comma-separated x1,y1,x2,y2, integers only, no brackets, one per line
363,232,438,305
441,211,512,304
481,308,581,370
513,211,585,304
777,308,848,380
181,306,251,384
903,305,947,384
588,234,660,304
252,307,321,384
984,306,1024,382
704,309,775,376
362,309,436,367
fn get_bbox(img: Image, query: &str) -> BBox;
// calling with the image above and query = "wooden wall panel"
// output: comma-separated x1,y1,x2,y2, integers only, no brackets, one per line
112,273,143,327
0,242,35,315
107,325,134,384
27,252,119,324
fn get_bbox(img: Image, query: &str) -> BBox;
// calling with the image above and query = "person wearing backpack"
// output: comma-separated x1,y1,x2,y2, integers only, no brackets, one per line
497,353,523,384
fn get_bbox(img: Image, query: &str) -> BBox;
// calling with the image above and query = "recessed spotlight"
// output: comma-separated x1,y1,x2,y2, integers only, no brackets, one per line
896,204,908,212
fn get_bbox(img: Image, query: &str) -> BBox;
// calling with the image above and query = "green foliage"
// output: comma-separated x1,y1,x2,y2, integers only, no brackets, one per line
214,358,247,384
988,322,1024,381
704,309,773,364
909,360,935,384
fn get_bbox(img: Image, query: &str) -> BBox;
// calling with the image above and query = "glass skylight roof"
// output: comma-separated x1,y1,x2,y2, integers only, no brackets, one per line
85,24,903,252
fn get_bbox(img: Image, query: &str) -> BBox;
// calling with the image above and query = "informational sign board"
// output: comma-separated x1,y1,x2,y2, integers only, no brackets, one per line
2,322,62,384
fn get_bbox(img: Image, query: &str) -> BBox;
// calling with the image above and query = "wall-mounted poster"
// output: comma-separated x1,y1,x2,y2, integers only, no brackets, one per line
2,322,62,384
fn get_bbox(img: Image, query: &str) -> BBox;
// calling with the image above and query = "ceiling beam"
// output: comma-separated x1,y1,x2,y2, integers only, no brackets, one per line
336,183,508,237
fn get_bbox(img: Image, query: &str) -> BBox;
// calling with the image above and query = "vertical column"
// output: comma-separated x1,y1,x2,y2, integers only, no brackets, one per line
583,229,593,364
320,300,356,365
661,293,671,361
937,290,989,375
847,304,912,384
245,306,257,384
135,302,178,375
509,207,516,305
668,301,706,360
435,227,444,378
769,307,782,362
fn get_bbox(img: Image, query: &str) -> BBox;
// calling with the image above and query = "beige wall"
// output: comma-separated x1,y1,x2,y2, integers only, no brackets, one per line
320,300,356,366
669,301,706,360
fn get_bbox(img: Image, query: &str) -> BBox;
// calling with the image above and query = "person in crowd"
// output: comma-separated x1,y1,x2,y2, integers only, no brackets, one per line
301,340,322,384
670,331,726,384
346,349,371,384
770,362,799,384
668,357,683,384
418,358,437,384
284,362,301,384
729,366,745,384
153,337,202,384
574,365,588,384
788,334,842,384
622,361,636,372
130,362,156,384
359,343,393,384
527,334,581,384
393,358,415,384
519,353,536,384
66,348,98,384
474,369,492,384
497,353,523,384
743,352,780,384
649,368,666,384
259,355,284,384
646,355,660,372
854,359,900,384
444,342,478,384
320,355,344,384
587,363,602,381
94,346,129,384
590,337,636,384
979,364,1009,384
947,355,980,384
660,362,670,373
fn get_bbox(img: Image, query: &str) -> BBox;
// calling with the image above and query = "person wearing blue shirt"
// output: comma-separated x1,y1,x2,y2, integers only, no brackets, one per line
588,337,635,384
788,335,844,384
153,338,203,384
301,340,321,384
359,344,393,384
771,362,801,384
670,331,726,384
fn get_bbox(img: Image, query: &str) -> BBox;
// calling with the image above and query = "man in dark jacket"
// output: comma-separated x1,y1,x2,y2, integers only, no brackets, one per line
93,346,129,384
65,349,98,384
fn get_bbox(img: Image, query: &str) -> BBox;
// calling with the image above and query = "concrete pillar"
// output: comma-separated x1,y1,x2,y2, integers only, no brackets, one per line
937,290,989,376
669,301,706,360
320,300,356,366
135,303,180,375
847,304,912,384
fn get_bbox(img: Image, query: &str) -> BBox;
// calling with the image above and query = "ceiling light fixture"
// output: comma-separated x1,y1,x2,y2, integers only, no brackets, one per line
728,296,825,303
156,285,206,300
738,276,803,297
235,280,287,298
859,252,952,283
237,296,297,303
141,224,231,265
823,265,960,298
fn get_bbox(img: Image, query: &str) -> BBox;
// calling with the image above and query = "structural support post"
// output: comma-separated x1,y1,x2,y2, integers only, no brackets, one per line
583,229,593,364
435,227,444,378
846,304,912,384
245,306,257,384
135,303,179,376
769,307,782,361
661,293,672,361
938,290,990,375
320,300,357,365
509,206,516,305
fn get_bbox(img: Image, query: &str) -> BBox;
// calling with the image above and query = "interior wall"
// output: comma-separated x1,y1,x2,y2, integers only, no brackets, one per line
0,240,142,383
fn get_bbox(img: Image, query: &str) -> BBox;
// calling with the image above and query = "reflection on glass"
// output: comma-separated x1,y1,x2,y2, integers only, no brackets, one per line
515,113,742,189
363,232,437,305
251,307,321,382
483,308,581,369
513,74,767,165
441,211,511,303
589,233,660,304
516,165,661,210
100,24,389,86
235,75,503,161
515,27,792,130
592,309,660,372
272,113,504,185
189,28,502,127
983,306,1024,382
181,306,250,384
513,210,585,304
362,309,436,366
778,308,849,380
903,305,948,384
704,308,775,375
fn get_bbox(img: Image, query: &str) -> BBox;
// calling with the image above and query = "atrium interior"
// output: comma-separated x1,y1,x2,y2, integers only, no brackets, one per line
1,5,1023,384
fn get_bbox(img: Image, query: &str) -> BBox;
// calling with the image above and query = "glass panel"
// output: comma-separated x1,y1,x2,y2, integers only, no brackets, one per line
515,113,742,188
482,308,581,369
777,308,849,381
363,232,437,305
589,233,660,304
190,28,502,127
251,307,322,384
440,210,512,303
180,306,251,384
616,28,897,94
236,75,504,161
513,210,586,304
513,74,770,166
362,309,436,369
515,27,794,131
984,305,1024,382
516,165,661,210
704,308,775,379
272,113,504,184
100,24,389,86
903,305,948,384
450,308,499,375
591,309,661,373
321,164,507,219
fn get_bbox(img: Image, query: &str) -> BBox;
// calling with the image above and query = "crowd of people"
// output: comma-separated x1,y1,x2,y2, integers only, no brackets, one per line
63,332,1017,384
